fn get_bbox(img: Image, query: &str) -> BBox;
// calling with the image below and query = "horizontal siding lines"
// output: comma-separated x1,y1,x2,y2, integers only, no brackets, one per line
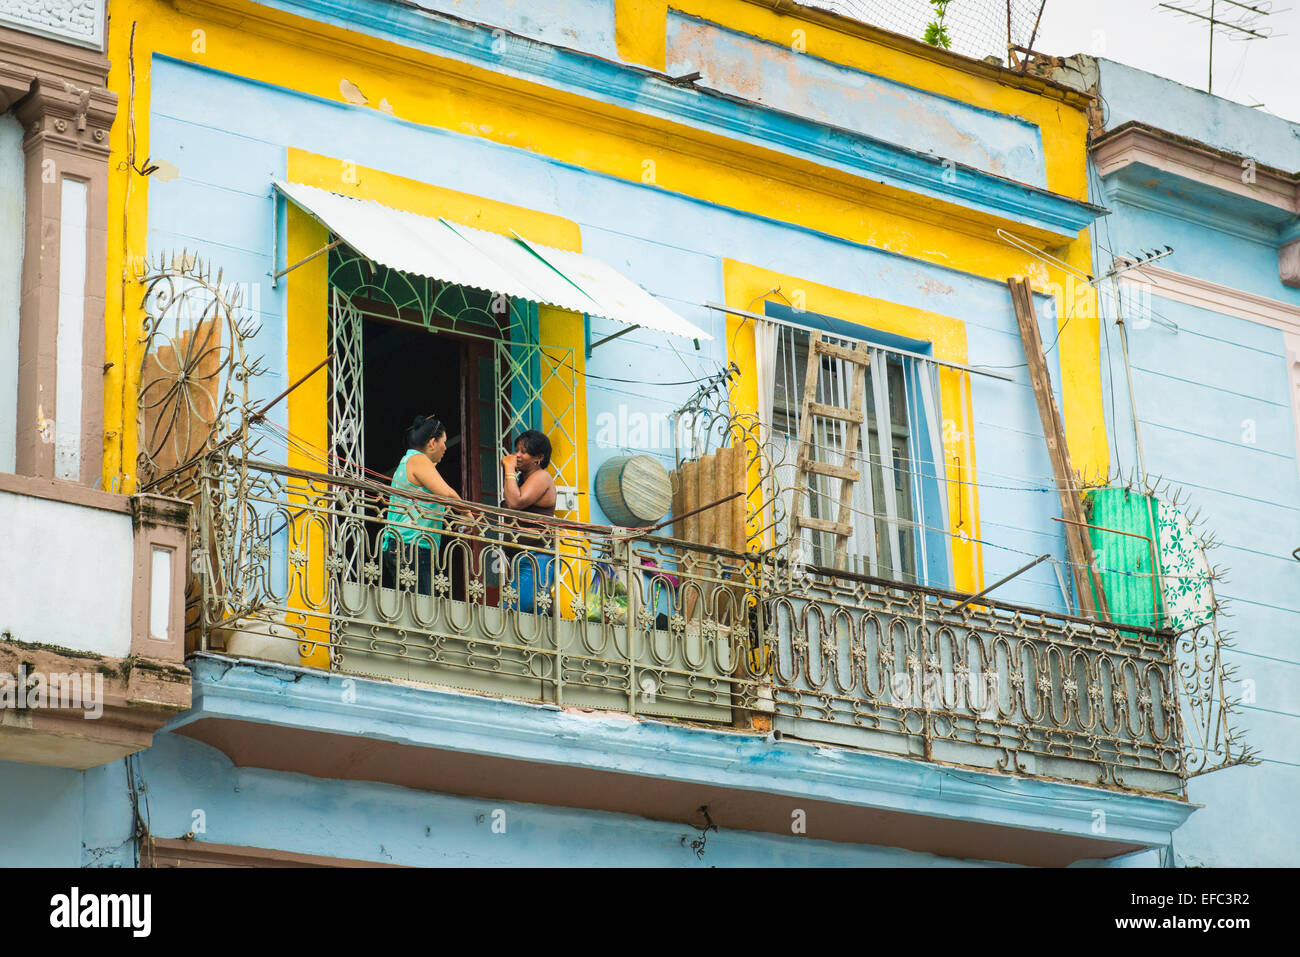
151,114,284,154
1217,591,1300,618
1130,362,1290,409
1147,295,1292,357
1136,319,1285,361
1135,474,1300,517
146,229,271,273
1138,418,1298,466
1213,539,1300,569
1222,646,1300,669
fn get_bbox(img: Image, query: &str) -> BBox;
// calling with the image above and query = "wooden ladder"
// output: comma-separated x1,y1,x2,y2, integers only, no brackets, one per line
787,333,873,571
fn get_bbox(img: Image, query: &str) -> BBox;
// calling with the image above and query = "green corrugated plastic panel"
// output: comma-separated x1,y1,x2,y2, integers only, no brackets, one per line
1083,487,1163,633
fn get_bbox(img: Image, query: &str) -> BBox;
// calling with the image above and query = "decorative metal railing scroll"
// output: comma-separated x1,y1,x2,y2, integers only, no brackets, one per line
672,363,800,558
174,448,1199,796
136,252,267,487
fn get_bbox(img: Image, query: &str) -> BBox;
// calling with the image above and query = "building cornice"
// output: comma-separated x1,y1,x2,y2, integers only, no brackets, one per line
172,0,1101,241
1104,182,1283,246
1092,121,1300,217
738,0,1095,109
0,24,110,101
0,641,191,771
1095,122,1300,286
172,653,1196,855
13,75,116,160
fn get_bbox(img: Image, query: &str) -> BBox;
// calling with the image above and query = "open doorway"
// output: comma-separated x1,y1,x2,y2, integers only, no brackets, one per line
355,316,503,604
360,316,499,505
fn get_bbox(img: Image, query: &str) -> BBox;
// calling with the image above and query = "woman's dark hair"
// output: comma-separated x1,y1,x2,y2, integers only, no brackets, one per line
515,429,551,469
406,414,446,451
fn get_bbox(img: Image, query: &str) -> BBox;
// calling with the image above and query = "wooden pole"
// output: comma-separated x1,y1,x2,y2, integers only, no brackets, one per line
1007,278,1110,620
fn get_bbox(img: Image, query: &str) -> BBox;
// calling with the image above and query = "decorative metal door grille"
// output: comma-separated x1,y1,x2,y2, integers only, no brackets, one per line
329,289,366,482
328,290,369,603
495,339,578,517
325,253,580,521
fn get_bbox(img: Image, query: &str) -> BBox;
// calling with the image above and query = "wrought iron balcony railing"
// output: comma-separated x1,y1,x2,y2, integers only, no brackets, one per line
162,451,1188,796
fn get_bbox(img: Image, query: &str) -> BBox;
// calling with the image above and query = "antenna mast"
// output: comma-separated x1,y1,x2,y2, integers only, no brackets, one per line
1157,0,1283,94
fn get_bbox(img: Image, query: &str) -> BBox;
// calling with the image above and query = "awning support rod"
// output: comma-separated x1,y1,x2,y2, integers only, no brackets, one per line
273,238,343,281
589,324,641,351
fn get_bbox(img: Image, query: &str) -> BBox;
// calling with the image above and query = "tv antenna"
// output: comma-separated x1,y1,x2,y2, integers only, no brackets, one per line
1157,0,1285,94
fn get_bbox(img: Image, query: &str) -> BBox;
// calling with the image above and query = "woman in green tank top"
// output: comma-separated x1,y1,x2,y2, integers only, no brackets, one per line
381,415,460,595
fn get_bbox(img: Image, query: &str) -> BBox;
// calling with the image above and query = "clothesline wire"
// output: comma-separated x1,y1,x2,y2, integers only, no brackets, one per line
245,421,629,538
254,414,1174,574
227,421,1203,622
798,483,1211,589
780,430,1110,495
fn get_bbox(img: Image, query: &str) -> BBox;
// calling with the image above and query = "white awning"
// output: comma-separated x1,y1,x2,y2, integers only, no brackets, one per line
274,181,711,341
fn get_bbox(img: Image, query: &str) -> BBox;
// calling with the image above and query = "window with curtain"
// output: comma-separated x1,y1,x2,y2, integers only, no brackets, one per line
766,320,950,586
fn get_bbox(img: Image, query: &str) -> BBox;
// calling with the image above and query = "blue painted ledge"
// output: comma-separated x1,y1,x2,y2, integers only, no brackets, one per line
171,653,1197,851
232,0,1105,238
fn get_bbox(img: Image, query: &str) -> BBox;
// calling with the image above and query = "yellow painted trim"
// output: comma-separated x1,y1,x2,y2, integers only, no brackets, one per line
615,0,668,70
288,149,583,250
536,306,590,526
669,0,1091,202
284,203,331,667
538,306,590,620
103,0,1105,501
729,1,1094,107
724,259,984,592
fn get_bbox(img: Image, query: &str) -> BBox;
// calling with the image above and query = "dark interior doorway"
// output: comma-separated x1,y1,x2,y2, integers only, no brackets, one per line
362,318,466,491
358,317,506,605
359,315,501,510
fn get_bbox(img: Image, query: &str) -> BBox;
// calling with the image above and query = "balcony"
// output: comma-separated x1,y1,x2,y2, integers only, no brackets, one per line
165,451,1186,798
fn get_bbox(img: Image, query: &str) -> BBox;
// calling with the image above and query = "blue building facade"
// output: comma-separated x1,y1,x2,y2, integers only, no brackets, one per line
0,3,1277,868
1057,56,1300,867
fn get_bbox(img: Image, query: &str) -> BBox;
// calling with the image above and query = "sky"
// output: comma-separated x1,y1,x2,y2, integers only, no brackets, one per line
1034,1,1300,124
817,1,1300,126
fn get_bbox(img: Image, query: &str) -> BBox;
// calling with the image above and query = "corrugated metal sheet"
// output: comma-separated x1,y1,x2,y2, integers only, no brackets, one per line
274,181,711,341
1083,487,1163,632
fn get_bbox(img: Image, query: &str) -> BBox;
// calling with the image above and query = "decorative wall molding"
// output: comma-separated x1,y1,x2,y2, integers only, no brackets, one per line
0,0,105,52
129,494,192,663
1124,262,1300,337
142,838,403,867
175,0,1101,240
1093,122,1300,218
1103,181,1282,246
1094,122,1300,288
0,31,117,484
1281,239,1300,290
